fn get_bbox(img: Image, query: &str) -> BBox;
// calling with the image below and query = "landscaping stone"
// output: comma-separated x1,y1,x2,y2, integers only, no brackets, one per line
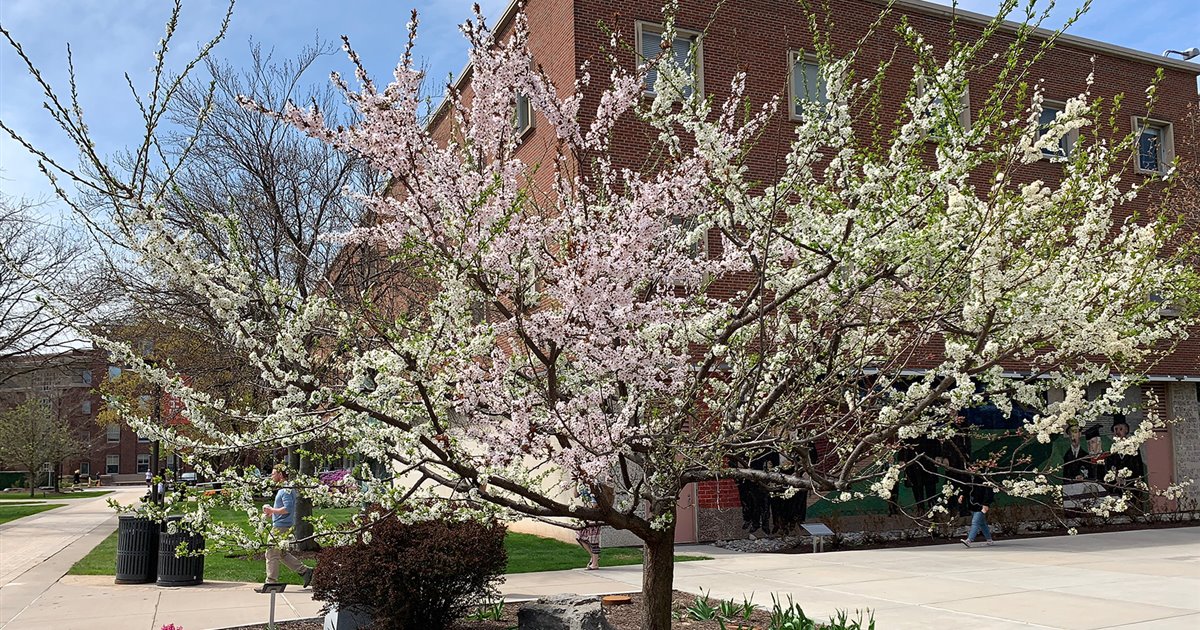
322,604,372,630
517,594,614,630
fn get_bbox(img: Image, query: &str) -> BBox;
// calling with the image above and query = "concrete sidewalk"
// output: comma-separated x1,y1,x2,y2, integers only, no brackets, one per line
0,488,141,627
509,528,1200,630
2,510,1197,629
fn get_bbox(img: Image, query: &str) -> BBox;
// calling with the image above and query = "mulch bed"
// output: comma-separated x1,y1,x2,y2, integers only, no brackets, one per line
220,590,777,629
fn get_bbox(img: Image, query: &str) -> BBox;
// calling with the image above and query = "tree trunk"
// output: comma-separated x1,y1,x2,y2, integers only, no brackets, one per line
294,448,318,550
641,528,676,630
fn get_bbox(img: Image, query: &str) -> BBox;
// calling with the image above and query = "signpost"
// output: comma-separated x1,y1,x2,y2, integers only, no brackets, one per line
254,582,288,629
801,522,834,553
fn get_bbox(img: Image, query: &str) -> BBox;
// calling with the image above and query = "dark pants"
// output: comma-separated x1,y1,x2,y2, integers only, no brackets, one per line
736,480,771,533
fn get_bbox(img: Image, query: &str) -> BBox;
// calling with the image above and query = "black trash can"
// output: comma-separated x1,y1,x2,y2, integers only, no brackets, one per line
115,515,158,584
156,516,205,586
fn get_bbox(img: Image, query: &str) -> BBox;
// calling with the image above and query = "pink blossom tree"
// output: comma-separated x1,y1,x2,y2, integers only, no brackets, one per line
3,1,1197,628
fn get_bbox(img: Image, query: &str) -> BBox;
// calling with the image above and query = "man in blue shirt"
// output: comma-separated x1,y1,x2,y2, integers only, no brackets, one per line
261,464,313,587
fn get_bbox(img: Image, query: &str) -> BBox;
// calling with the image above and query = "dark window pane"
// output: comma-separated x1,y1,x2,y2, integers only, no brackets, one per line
1138,127,1160,172
1039,106,1068,157
793,57,828,116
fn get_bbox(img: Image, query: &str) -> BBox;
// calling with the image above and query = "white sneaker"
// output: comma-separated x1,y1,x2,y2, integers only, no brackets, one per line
960,539,971,548
986,540,995,546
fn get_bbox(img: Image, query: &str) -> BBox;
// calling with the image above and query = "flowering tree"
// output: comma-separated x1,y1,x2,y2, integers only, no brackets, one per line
3,1,1197,628
0,399,86,497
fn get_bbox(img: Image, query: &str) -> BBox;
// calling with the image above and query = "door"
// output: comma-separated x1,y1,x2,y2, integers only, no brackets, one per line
1145,425,1175,513
675,483,698,544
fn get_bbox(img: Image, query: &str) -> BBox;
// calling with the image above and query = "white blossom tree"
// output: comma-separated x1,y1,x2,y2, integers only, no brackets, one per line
3,1,1197,628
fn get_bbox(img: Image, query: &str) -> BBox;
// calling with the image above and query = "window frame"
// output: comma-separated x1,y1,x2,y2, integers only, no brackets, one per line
635,21,704,98
1037,100,1077,160
79,461,90,475
1131,116,1174,176
81,399,92,415
136,453,151,474
106,424,120,443
513,90,534,138
788,51,828,121
106,454,119,474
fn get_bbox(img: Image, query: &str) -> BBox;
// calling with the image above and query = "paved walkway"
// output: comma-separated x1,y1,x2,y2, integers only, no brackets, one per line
1,492,1196,630
0,488,140,628
514,528,1200,630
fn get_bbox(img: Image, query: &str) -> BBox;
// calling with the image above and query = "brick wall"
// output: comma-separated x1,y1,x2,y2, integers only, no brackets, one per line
697,478,739,509
564,0,1200,375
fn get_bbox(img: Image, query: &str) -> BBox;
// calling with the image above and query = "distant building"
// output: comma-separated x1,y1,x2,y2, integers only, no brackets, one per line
0,347,167,483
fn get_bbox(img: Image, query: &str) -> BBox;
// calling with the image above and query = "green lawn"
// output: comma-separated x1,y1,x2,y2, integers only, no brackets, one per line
70,508,709,582
0,490,112,501
71,528,315,584
71,506,358,585
0,503,66,524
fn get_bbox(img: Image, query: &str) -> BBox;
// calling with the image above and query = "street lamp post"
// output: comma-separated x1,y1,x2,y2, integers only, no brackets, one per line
152,381,162,506
143,358,163,507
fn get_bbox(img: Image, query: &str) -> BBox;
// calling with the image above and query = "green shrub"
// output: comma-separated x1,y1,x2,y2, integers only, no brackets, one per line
310,510,507,630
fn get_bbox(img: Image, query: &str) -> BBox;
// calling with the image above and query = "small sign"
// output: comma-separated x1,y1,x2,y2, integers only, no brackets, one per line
255,582,287,594
801,523,834,537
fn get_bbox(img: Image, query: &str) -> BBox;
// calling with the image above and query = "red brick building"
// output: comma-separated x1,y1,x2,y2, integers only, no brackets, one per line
430,0,1200,542
0,348,170,485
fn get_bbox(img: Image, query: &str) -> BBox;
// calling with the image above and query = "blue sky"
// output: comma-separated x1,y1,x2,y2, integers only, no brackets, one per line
2,0,1197,206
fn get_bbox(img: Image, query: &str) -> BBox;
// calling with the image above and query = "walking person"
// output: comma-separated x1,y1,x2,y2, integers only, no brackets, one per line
959,473,996,547
260,464,314,587
574,483,602,570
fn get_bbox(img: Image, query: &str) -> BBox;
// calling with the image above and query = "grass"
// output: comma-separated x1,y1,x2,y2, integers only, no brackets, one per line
0,503,66,524
0,490,113,501
71,506,358,585
70,507,709,582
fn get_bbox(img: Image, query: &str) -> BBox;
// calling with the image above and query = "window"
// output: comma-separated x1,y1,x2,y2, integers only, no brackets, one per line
636,22,702,98
1133,117,1173,175
916,76,970,137
1037,101,1075,158
137,433,150,443
79,461,90,475
81,400,92,415
108,365,122,380
106,424,120,443
514,91,533,136
79,369,93,385
106,455,119,474
136,453,151,473
789,52,827,119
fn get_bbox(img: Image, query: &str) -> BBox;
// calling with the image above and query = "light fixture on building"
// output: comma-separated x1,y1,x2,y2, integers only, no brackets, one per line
1162,47,1199,60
